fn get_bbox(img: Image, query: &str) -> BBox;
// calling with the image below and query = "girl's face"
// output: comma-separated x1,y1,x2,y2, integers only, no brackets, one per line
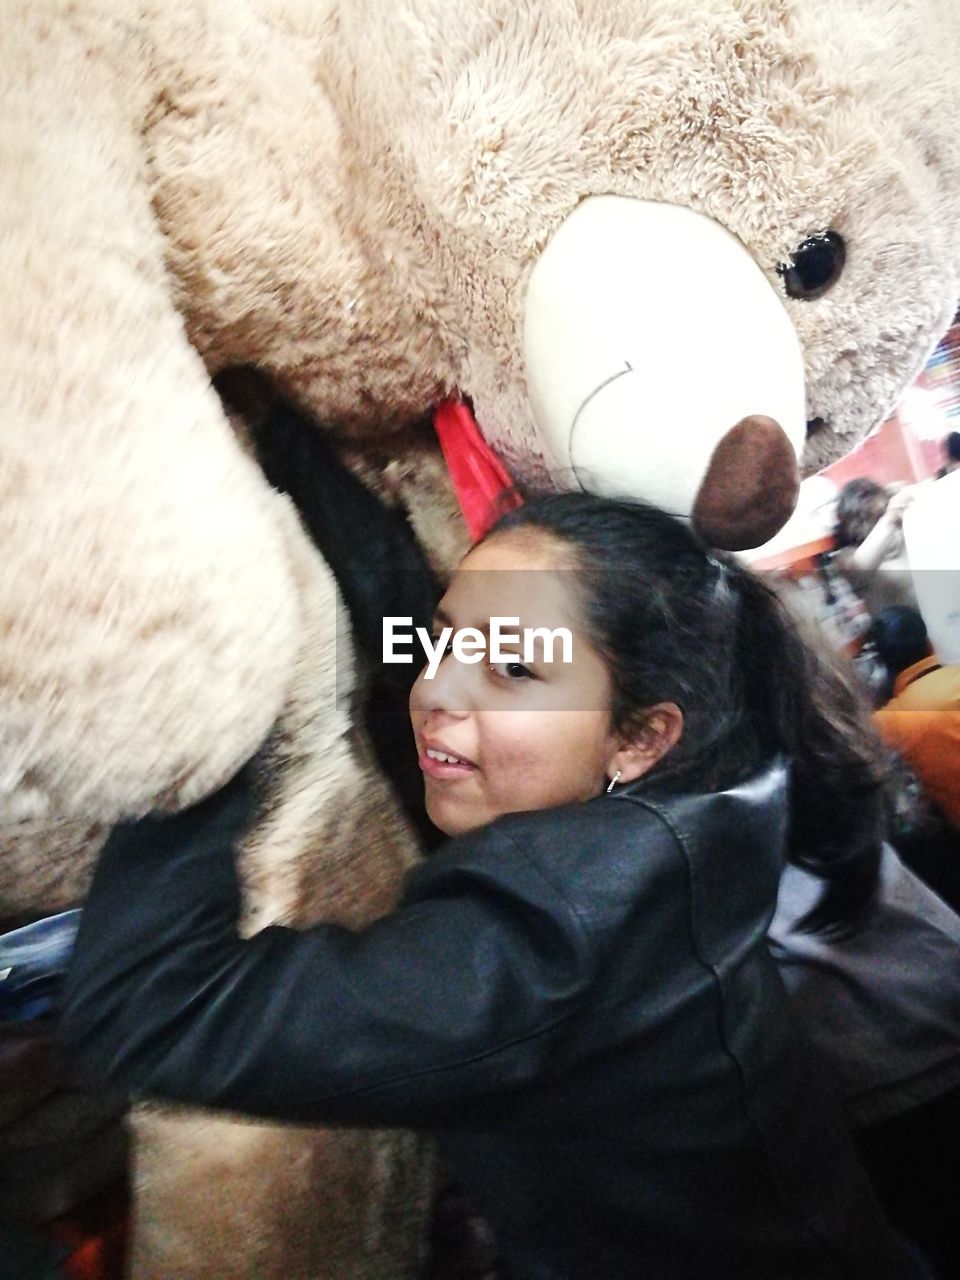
409,531,628,837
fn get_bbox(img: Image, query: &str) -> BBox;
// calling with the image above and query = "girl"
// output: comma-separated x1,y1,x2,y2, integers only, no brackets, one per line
60,494,929,1279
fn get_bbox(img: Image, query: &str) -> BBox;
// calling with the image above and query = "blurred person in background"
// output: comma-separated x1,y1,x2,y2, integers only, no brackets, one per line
869,606,960,831
936,431,960,479
832,477,919,615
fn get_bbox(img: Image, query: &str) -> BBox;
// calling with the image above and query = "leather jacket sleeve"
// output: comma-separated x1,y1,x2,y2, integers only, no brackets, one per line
59,770,595,1129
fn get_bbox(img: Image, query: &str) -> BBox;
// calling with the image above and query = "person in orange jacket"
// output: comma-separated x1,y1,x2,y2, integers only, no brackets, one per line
870,606,960,829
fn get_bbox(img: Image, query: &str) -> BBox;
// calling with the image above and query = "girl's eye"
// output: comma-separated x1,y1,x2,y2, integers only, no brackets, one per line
489,659,534,681
430,634,454,657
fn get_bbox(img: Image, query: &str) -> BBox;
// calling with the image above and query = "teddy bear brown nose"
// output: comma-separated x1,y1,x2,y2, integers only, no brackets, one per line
691,415,800,550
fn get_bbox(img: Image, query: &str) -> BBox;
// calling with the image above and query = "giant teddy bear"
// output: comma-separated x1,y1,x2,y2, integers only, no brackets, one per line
3,1,960,1277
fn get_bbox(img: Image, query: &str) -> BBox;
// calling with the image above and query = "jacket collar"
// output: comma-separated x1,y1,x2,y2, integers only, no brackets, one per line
611,759,791,925
613,757,790,836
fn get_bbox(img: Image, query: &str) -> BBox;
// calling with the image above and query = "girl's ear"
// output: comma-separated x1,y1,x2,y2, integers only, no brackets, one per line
609,703,683,785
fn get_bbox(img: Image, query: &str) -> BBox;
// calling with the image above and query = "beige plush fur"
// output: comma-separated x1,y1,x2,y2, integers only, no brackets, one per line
4,1,960,1277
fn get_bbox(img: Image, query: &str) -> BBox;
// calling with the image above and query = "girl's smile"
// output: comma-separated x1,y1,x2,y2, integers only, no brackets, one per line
419,741,478,779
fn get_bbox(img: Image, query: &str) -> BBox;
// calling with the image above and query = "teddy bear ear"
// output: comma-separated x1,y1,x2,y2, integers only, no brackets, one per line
523,196,806,551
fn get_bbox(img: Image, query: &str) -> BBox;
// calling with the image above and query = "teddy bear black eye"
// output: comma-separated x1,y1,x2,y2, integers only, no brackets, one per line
777,231,846,301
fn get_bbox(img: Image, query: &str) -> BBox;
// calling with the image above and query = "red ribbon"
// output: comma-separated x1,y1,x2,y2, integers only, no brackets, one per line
432,400,523,540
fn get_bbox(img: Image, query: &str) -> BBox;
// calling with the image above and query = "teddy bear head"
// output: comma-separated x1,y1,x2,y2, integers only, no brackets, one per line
140,0,960,552
299,0,960,548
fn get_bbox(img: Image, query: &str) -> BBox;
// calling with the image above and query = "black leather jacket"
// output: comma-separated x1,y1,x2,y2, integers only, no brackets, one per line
60,763,922,1280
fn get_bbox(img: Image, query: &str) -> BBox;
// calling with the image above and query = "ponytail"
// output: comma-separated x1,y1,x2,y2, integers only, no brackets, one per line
730,568,885,933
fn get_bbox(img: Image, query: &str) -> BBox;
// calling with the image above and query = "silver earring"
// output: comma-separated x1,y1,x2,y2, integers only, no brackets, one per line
606,770,622,793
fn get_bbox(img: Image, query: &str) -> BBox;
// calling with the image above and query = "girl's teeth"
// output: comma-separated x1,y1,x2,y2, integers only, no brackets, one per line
427,748,463,764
